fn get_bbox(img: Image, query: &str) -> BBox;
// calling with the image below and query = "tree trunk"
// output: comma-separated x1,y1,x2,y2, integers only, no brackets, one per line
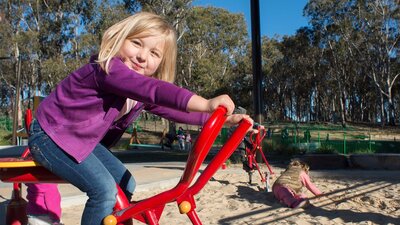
339,93,346,128
380,92,385,127
387,95,396,126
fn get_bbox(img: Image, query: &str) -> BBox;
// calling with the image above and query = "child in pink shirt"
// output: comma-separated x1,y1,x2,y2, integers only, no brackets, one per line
272,159,322,208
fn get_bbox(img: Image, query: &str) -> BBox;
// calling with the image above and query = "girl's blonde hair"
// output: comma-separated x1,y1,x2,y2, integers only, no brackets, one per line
288,159,310,173
98,12,177,83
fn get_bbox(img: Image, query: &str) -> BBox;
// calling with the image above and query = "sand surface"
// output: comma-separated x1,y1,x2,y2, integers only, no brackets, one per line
62,165,400,225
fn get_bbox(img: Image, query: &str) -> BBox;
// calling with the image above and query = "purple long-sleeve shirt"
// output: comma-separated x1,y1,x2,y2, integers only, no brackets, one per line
36,56,208,162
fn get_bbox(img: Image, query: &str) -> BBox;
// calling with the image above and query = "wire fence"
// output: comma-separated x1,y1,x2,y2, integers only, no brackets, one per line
266,125,400,154
129,118,400,154
2,114,400,154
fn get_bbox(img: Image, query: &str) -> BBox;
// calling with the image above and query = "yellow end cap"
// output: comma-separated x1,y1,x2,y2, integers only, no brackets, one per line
103,215,117,225
179,201,191,214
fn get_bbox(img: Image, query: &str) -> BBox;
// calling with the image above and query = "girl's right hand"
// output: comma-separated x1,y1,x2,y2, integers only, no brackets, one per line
207,94,235,115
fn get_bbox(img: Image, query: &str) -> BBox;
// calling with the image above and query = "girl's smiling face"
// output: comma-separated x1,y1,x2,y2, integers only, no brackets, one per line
119,35,165,76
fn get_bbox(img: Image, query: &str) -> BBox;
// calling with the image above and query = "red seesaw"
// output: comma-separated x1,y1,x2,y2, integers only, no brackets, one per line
242,126,274,187
0,106,252,225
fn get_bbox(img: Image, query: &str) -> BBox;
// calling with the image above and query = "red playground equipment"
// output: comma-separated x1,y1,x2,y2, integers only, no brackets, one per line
0,106,252,225
242,126,274,188
5,108,33,225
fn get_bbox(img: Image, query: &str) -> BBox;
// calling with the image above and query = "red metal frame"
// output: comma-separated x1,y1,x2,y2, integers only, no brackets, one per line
4,108,32,225
0,106,252,225
243,127,274,185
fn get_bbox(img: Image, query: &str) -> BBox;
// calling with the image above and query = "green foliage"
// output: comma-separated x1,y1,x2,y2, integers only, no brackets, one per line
351,148,372,154
0,117,12,131
350,134,369,140
315,144,338,154
0,129,11,145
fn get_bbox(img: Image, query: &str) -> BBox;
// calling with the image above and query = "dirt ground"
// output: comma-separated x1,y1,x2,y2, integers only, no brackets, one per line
60,166,400,225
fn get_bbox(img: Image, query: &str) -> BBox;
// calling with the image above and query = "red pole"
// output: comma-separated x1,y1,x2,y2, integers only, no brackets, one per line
24,108,32,131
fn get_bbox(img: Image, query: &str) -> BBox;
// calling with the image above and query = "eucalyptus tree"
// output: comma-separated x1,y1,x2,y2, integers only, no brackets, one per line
0,5,15,116
129,0,193,41
178,6,248,98
269,39,294,121
266,28,321,122
298,28,333,122
0,0,99,98
305,0,400,126
305,0,358,127
284,30,319,121
259,36,283,120
230,50,253,111
354,0,400,125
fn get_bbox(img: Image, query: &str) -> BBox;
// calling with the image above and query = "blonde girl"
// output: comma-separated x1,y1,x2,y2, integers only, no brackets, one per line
28,12,252,225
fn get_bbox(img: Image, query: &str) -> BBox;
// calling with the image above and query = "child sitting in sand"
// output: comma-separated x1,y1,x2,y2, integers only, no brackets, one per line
272,159,322,208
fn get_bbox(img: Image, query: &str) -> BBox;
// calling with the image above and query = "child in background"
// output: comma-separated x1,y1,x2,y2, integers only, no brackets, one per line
28,11,252,225
129,124,141,145
185,131,192,151
177,126,185,150
272,159,322,208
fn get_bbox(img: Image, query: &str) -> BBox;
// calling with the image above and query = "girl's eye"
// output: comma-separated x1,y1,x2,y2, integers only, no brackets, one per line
151,50,161,58
131,40,141,46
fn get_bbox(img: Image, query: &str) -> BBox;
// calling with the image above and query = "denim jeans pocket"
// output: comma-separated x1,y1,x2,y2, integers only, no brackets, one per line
28,120,53,171
29,143,52,171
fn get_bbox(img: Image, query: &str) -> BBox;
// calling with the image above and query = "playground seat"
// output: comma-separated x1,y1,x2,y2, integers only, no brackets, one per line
0,157,65,183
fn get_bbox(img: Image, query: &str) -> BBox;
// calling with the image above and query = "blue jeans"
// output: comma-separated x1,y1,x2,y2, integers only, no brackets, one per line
28,120,136,225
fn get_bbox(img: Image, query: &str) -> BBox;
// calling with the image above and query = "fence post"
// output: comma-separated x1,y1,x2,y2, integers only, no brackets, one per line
343,131,347,154
369,133,371,152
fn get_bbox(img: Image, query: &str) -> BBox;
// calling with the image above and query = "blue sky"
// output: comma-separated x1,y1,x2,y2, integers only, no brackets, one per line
193,0,309,38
